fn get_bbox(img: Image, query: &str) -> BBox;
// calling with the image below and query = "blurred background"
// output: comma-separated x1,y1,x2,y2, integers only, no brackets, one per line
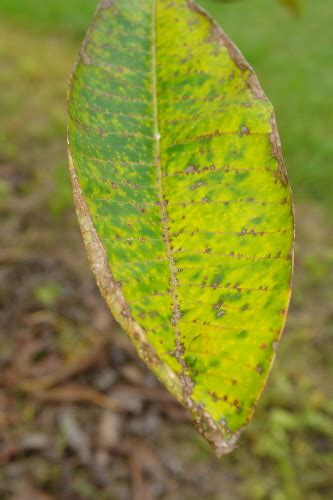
0,0,332,498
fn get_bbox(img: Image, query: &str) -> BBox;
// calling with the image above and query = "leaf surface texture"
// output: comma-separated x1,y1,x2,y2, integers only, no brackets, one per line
68,0,294,454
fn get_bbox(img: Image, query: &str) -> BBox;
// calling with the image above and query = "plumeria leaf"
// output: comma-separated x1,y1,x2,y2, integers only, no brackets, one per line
68,0,294,456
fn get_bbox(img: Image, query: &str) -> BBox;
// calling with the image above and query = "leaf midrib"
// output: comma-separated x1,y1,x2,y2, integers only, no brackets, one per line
151,0,183,369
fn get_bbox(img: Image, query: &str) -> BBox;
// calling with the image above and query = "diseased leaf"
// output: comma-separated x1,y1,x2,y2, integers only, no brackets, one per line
68,0,294,456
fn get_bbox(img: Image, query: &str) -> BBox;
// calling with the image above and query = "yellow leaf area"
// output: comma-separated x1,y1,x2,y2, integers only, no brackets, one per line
68,0,294,453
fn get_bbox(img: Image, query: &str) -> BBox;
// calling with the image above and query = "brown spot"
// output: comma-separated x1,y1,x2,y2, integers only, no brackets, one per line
210,391,218,402
184,165,198,174
240,126,249,135
121,308,130,319
256,365,264,374
260,344,268,350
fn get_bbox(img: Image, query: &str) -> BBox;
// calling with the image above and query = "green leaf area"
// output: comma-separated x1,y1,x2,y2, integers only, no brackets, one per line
68,0,294,455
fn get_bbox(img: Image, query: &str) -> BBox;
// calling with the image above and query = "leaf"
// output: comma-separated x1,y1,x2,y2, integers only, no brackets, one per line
68,0,294,456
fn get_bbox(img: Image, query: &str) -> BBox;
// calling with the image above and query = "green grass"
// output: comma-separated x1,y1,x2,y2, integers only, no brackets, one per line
0,0,95,39
0,1,332,499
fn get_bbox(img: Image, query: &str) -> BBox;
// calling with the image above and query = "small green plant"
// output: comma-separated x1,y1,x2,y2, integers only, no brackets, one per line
68,0,294,455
